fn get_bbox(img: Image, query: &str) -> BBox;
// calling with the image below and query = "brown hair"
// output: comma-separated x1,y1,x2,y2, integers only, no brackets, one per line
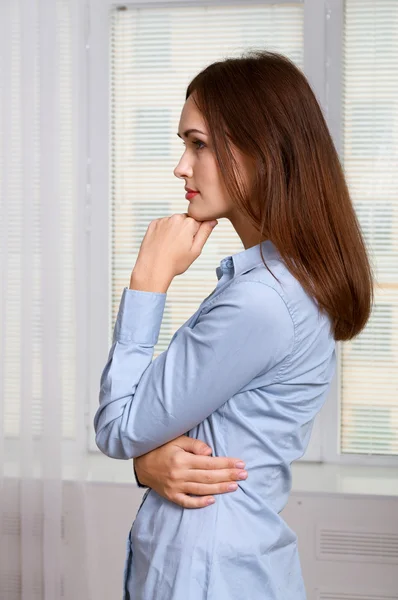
186,50,374,342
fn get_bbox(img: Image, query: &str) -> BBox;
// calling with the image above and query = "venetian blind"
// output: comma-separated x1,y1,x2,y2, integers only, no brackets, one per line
109,3,304,353
340,0,398,454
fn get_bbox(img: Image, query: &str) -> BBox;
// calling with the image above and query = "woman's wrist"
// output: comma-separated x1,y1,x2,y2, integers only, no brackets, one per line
129,269,172,294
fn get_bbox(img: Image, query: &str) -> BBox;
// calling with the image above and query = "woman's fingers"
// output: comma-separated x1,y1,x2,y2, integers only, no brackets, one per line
180,452,245,471
172,477,243,509
183,481,241,496
186,454,246,471
173,493,217,509
167,468,248,509
150,445,249,509
186,467,248,484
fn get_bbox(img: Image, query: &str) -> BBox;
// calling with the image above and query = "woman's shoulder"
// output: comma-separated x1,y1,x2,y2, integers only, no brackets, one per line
205,269,294,323
238,256,319,307
201,270,296,354
234,259,299,313
235,260,334,346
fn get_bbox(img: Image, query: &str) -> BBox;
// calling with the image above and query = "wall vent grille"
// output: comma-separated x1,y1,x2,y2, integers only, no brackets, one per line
317,527,398,564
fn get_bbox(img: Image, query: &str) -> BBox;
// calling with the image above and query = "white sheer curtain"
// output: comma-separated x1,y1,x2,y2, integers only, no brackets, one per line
0,0,92,598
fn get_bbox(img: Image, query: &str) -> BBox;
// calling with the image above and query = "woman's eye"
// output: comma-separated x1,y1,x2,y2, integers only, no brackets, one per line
181,140,205,150
193,139,205,150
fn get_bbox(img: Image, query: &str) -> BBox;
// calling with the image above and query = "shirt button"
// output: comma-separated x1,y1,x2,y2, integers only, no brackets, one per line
221,257,233,269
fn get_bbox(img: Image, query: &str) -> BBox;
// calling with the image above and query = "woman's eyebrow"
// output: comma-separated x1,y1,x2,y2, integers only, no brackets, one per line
177,129,207,139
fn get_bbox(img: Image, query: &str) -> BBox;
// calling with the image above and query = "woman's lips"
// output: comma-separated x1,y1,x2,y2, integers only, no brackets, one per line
186,191,200,200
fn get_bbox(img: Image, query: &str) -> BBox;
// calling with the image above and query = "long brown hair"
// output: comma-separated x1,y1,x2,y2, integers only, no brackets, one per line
186,50,374,342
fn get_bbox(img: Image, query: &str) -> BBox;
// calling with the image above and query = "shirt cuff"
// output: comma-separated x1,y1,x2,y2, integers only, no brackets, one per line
133,461,149,488
113,287,167,345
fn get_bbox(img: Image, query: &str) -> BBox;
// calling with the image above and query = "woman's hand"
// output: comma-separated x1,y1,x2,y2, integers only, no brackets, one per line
133,435,248,509
131,213,218,292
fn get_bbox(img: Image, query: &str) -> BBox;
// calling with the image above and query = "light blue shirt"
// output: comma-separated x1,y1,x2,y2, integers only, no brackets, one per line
94,239,336,599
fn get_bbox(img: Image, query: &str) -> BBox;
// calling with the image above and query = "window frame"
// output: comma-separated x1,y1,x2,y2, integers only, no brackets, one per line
86,0,398,468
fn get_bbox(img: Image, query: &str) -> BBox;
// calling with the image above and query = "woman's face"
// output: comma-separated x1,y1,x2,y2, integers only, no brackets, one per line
174,94,252,223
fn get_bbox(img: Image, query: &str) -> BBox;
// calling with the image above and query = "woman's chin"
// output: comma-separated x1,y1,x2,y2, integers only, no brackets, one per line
187,204,214,222
187,204,201,218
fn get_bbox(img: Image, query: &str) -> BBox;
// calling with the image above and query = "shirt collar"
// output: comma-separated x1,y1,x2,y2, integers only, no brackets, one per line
216,239,280,281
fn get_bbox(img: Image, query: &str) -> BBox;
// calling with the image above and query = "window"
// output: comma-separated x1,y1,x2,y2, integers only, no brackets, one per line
2,0,390,467
108,0,304,387
340,0,398,456
88,0,398,465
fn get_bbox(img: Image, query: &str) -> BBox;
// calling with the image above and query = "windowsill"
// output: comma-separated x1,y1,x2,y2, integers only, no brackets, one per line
4,450,397,497
290,461,398,498
83,453,398,498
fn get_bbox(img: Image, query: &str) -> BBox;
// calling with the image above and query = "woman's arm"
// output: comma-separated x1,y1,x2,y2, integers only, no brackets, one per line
93,280,294,459
134,434,248,508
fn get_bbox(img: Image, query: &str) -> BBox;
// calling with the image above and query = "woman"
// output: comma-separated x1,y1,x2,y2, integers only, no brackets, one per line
94,50,373,599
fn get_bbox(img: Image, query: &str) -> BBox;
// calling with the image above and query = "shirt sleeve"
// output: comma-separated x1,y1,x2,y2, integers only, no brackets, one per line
93,280,295,460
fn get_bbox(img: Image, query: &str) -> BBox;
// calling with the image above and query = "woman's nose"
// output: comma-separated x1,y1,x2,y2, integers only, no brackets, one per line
174,156,193,179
